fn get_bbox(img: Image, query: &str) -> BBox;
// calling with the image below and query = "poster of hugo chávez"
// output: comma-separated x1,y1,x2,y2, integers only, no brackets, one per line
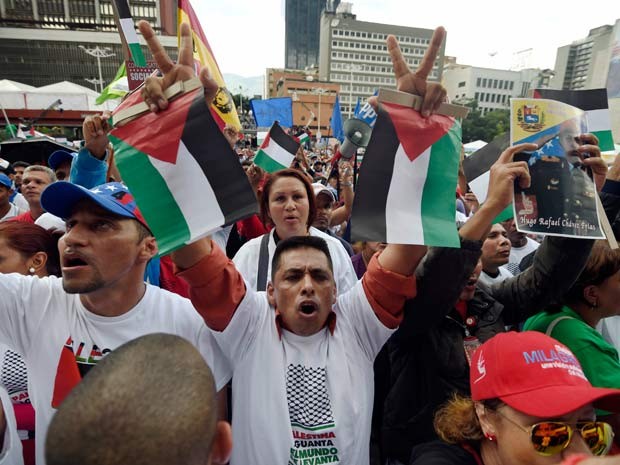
510,98,604,239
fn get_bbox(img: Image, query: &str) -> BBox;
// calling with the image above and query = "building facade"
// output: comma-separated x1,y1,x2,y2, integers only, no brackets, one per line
284,0,340,71
0,0,176,88
266,68,340,137
550,21,618,91
442,62,553,115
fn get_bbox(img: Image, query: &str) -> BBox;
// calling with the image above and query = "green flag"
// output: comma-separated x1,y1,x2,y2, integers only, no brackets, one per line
96,62,128,105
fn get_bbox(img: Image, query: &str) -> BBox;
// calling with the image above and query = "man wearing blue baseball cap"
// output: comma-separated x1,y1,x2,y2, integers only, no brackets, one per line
0,180,231,465
0,173,25,221
48,150,76,182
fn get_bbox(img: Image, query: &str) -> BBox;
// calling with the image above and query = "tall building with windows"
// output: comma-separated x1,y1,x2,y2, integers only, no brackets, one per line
318,4,444,118
442,62,553,115
550,22,618,91
285,0,340,70
0,0,177,87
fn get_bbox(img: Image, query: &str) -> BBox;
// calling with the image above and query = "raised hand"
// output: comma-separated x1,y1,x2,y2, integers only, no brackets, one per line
387,27,448,117
137,20,218,112
83,111,111,159
578,133,606,191
485,143,537,212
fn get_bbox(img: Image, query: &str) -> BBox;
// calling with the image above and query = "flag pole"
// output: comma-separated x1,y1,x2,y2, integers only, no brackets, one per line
0,101,16,138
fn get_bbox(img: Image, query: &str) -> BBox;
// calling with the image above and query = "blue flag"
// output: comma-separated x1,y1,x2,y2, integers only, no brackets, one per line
331,95,344,142
353,97,361,117
354,90,378,128
251,97,293,128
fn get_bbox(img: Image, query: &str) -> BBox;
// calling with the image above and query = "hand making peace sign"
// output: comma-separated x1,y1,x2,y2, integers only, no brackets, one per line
137,20,219,113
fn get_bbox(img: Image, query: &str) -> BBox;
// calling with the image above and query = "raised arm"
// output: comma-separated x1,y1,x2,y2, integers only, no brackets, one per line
395,143,535,337
329,160,354,226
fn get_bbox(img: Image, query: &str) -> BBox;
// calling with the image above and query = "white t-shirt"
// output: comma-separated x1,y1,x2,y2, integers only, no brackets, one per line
0,204,24,222
11,195,28,213
0,274,230,465
506,237,540,274
233,227,358,293
0,385,23,465
212,280,392,465
478,266,513,287
598,316,620,354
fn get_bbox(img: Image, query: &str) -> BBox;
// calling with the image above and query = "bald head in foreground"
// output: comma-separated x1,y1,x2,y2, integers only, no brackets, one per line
45,333,232,465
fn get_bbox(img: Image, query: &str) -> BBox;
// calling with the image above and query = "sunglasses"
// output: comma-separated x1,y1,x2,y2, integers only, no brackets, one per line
492,409,614,456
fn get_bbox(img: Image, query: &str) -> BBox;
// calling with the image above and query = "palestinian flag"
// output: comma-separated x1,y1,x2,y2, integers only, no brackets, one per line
298,132,309,145
352,102,461,247
96,62,128,105
463,132,513,223
112,0,147,66
109,88,257,254
254,122,300,173
178,0,241,131
533,88,614,151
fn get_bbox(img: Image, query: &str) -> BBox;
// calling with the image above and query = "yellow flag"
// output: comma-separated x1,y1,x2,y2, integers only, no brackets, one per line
178,0,241,130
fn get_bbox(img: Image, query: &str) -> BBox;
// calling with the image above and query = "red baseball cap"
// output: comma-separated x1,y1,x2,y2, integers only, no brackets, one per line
470,331,620,417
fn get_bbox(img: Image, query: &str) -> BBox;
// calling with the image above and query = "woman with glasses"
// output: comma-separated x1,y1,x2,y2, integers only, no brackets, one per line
409,332,620,465
524,240,620,444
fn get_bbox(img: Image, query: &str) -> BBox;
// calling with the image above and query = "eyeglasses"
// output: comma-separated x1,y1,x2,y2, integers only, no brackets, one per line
492,409,614,456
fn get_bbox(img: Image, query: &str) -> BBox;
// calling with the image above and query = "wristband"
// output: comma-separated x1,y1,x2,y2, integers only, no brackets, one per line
341,182,353,187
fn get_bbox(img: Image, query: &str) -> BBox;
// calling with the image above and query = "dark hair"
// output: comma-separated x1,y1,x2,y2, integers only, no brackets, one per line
259,169,316,229
564,240,620,306
11,161,30,169
45,334,218,465
271,235,333,282
0,222,60,276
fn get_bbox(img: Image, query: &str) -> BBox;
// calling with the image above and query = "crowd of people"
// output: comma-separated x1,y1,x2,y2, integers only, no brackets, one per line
0,20,619,465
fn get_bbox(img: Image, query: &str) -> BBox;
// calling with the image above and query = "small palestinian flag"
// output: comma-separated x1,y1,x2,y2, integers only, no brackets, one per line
532,88,614,151
352,102,461,247
254,122,300,173
298,132,309,145
109,88,257,254
112,0,146,66
463,132,513,223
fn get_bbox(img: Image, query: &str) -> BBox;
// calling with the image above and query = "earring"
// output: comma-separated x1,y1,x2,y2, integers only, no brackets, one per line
591,300,598,311
484,432,497,442
28,267,35,274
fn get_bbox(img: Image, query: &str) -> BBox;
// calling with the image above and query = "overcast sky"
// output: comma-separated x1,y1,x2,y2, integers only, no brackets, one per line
193,0,619,77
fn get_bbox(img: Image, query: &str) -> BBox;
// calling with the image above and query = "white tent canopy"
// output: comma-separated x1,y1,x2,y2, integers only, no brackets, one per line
0,79,118,112
463,140,487,154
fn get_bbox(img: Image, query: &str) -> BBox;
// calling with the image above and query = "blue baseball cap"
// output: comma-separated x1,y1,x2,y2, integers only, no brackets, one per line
48,150,76,171
41,181,150,230
0,173,12,189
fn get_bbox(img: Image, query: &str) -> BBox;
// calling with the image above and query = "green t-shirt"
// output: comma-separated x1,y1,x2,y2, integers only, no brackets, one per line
524,306,620,392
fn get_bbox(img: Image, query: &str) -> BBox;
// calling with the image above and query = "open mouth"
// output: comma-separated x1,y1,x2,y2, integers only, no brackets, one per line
63,256,89,268
299,301,318,315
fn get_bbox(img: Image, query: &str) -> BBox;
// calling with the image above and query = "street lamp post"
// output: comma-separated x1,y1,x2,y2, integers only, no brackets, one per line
313,88,327,140
78,45,116,93
238,85,244,115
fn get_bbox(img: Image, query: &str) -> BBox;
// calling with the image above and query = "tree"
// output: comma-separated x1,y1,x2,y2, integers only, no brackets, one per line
460,100,509,144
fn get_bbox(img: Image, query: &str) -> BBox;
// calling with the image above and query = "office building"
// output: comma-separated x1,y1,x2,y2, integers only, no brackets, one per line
442,61,553,115
266,67,340,136
285,0,340,70
318,3,444,118
550,21,619,91
0,0,177,88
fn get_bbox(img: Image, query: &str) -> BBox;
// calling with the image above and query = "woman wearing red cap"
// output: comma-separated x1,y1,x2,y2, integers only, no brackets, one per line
410,331,620,465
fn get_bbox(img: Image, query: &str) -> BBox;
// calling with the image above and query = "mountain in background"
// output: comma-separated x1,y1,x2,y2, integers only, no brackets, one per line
223,74,264,98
